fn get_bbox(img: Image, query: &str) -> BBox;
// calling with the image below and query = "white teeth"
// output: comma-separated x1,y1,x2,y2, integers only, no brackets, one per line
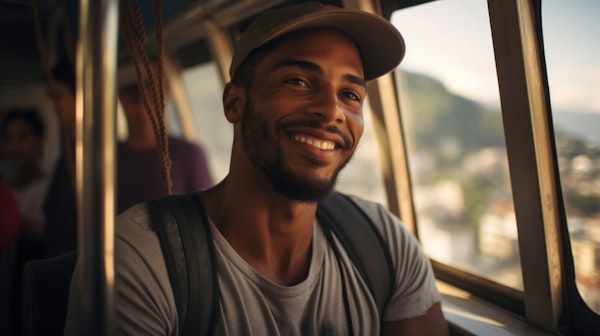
293,135,335,150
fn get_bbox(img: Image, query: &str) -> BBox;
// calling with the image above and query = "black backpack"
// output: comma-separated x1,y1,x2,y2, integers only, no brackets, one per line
146,191,394,335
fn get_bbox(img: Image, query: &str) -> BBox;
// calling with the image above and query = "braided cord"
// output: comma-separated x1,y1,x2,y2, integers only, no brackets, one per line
120,0,172,195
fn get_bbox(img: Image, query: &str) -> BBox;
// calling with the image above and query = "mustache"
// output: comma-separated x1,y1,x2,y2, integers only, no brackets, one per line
275,119,352,149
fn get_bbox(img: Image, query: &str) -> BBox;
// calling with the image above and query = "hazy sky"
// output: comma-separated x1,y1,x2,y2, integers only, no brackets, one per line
392,0,599,114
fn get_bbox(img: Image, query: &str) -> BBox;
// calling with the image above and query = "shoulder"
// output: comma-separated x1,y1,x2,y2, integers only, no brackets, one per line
340,193,423,263
67,202,177,335
331,193,421,266
114,202,179,333
342,194,410,241
115,202,164,263
13,175,51,198
340,193,442,320
167,136,188,146
167,136,203,151
343,194,388,217
117,202,154,233
168,136,208,159
115,203,163,268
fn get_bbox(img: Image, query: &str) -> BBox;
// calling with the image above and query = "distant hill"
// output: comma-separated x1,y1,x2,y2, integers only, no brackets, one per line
397,70,505,162
398,70,600,153
552,110,600,147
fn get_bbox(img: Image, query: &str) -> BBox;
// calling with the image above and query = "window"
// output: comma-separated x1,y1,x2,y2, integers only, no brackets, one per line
336,99,388,206
392,0,521,291
543,0,600,314
181,62,232,182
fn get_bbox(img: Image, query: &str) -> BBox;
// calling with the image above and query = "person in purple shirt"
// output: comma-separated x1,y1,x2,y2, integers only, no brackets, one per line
117,67,213,214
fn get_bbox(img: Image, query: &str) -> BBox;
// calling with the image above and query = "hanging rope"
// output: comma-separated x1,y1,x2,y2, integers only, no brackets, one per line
120,0,172,195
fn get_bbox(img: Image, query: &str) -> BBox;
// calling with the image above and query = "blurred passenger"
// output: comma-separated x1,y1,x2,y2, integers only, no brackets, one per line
116,64,213,214
1,108,49,249
0,108,49,336
44,57,77,257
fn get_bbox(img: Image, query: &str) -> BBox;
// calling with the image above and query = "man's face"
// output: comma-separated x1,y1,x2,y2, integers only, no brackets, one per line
239,29,366,202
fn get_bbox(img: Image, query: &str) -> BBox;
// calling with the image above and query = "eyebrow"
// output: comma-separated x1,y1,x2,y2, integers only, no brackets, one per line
274,59,366,89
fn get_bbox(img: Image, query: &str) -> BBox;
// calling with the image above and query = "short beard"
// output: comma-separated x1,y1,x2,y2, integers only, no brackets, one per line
241,101,354,203
265,148,342,203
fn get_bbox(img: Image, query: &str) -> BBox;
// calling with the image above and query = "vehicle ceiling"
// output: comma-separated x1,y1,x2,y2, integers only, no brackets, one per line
0,0,429,86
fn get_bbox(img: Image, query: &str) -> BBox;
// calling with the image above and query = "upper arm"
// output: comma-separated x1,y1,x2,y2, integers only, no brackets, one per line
114,205,178,335
381,302,449,336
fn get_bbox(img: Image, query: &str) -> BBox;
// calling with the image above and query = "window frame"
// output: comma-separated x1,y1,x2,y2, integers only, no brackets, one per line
486,0,563,330
372,0,600,334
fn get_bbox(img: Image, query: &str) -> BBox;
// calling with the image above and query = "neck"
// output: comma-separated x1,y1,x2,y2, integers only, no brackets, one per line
202,176,317,285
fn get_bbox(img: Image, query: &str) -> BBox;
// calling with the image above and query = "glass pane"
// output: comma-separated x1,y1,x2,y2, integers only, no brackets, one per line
336,99,387,206
392,0,522,290
543,0,600,314
182,62,232,182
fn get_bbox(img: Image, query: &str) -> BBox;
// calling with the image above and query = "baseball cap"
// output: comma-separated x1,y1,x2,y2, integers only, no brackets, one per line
229,1,405,81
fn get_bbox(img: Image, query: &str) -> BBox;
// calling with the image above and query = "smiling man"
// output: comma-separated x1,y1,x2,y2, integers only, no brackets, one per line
65,2,449,335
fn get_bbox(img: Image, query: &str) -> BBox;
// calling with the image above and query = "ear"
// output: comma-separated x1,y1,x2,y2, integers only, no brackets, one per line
223,82,244,123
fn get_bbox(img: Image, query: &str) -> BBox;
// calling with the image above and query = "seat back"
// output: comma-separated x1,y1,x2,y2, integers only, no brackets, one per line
21,250,77,336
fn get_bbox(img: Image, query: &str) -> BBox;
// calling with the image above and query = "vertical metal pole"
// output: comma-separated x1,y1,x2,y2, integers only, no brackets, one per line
76,0,118,334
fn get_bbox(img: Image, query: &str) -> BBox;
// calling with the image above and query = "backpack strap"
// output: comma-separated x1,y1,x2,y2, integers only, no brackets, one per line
317,192,395,317
146,192,219,336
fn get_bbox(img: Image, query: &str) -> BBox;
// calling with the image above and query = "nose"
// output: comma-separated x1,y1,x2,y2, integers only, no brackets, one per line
307,86,346,123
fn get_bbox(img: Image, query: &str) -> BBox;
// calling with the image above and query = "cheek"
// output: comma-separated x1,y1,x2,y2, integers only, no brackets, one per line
347,113,364,143
243,109,271,144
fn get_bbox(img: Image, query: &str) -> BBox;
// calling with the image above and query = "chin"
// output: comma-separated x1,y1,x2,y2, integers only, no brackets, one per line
270,172,338,203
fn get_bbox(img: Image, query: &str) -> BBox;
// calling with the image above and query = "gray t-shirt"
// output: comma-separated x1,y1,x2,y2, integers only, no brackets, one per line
64,195,441,335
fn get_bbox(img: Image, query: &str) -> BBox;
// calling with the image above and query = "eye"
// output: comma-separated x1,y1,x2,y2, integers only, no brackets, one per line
342,90,362,103
284,77,309,87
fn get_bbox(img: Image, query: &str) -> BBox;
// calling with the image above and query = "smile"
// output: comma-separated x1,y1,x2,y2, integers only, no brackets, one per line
293,135,336,150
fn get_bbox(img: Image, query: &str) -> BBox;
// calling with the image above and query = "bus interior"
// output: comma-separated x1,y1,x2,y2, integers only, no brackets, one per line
0,0,599,335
